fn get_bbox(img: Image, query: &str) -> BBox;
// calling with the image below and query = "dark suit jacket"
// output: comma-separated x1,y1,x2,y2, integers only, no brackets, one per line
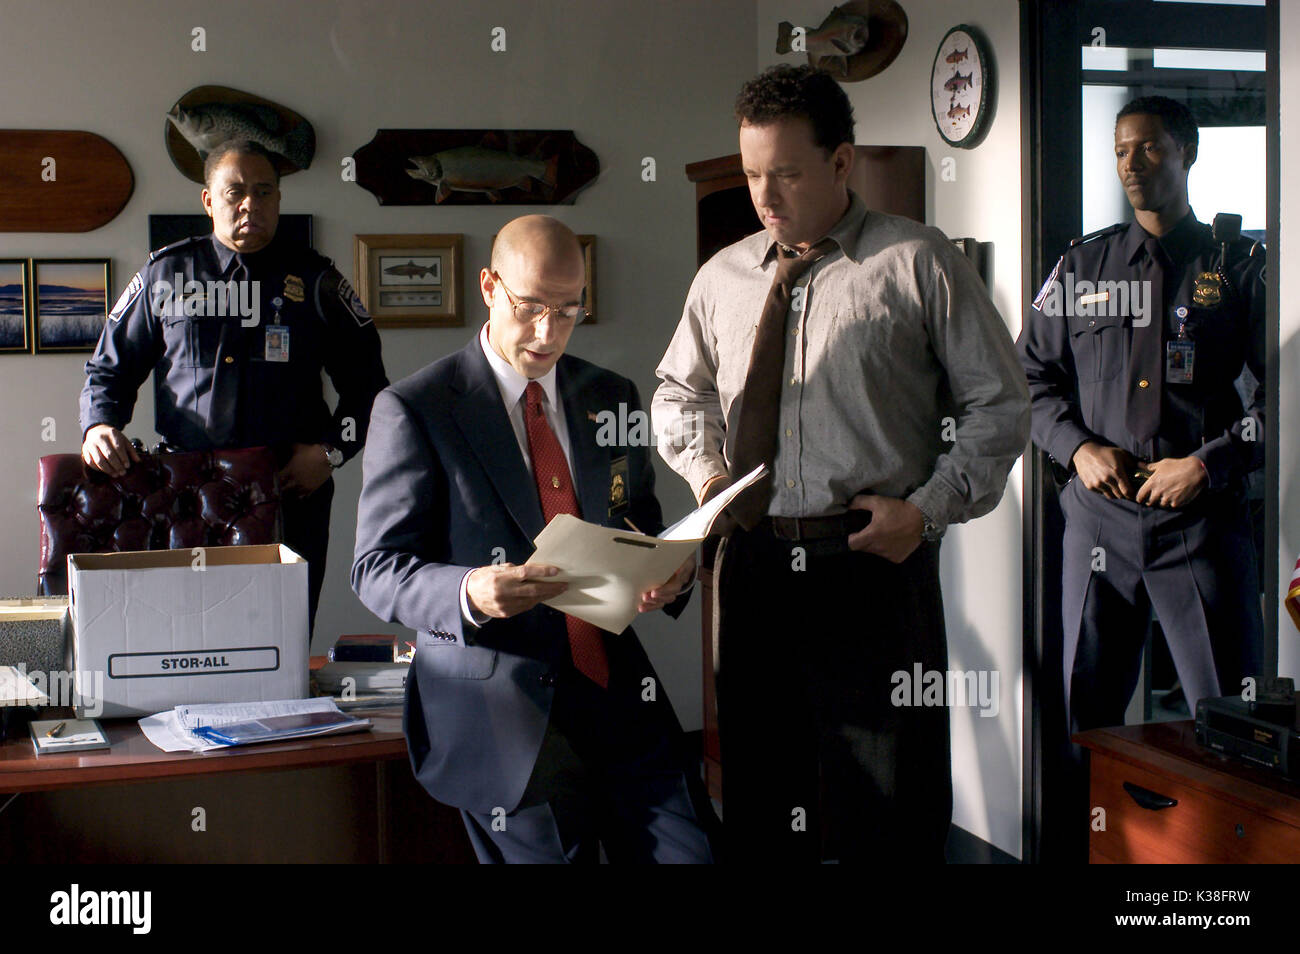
351,338,687,813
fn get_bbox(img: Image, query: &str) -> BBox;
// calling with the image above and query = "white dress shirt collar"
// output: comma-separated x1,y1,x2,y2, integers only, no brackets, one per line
478,322,561,413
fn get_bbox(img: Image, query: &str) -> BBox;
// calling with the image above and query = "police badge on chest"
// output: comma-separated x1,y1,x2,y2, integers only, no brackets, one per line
608,455,629,520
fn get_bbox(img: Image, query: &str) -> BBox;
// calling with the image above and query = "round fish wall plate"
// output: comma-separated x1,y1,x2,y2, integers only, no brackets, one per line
931,25,993,149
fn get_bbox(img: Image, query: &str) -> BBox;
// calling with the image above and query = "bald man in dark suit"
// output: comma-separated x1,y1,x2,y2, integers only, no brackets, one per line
352,216,712,863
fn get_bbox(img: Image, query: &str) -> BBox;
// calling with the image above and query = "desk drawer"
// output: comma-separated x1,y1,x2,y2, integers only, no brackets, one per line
1089,751,1300,863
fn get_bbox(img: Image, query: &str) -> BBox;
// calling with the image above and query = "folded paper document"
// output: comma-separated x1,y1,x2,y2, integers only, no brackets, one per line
526,465,766,633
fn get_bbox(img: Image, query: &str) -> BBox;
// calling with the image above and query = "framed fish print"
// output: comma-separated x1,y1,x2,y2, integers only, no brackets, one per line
354,233,463,328
32,258,111,354
0,260,31,354
930,25,994,149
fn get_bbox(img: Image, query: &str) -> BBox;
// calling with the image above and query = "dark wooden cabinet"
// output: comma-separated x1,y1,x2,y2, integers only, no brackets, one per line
1077,721,1300,863
685,147,927,801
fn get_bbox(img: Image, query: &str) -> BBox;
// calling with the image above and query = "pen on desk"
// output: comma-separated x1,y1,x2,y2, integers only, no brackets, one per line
623,517,645,534
46,721,66,738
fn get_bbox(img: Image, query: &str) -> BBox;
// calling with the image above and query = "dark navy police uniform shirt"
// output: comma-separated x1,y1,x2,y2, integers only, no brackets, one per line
80,233,388,462
1018,212,1265,494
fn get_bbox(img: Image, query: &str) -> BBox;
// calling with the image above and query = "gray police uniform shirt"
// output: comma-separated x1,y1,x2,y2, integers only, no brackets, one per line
1017,212,1265,492
80,233,388,462
653,190,1030,533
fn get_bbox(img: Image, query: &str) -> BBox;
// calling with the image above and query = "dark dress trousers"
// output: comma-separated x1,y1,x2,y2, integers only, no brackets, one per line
351,339,712,863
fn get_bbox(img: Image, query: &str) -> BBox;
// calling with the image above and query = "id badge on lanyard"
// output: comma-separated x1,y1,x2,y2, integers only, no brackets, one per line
264,295,290,363
1166,305,1193,384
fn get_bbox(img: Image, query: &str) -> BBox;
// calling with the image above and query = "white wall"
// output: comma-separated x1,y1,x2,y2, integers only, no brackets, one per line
0,0,760,730
756,0,1026,858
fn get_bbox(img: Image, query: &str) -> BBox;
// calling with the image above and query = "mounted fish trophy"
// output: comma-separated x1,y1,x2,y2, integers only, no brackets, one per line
351,130,599,206
775,0,908,82
164,85,316,183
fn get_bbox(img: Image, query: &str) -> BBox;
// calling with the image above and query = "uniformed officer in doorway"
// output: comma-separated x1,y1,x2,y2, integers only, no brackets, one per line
79,138,389,634
1018,95,1265,732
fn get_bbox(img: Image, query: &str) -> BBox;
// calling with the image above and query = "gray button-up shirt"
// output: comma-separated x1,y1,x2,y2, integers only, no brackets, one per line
652,191,1030,532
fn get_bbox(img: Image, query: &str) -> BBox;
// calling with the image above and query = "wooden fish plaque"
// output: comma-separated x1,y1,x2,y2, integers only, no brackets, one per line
0,130,134,232
165,85,316,184
352,130,600,206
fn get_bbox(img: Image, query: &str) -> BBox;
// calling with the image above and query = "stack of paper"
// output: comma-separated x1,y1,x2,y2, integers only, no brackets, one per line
139,698,369,752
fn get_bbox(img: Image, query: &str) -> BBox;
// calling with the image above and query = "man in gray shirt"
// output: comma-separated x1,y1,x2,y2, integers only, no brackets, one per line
653,65,1029,862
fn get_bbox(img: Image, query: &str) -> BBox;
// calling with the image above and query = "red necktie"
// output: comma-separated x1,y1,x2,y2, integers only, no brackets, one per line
523,381,610,688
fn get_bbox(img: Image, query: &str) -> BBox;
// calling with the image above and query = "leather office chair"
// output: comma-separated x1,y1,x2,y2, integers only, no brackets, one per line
36,446,282,596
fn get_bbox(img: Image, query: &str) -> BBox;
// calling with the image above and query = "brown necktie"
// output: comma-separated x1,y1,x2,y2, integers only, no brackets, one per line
522,381,610,688
728,239,836,529
1126,237,1165,446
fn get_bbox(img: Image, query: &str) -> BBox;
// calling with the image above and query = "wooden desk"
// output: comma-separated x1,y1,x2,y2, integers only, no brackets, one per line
0,708,475,863
1076,720,1300,863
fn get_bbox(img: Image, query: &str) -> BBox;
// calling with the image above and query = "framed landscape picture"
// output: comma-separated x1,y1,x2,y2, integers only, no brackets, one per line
0,260,30,354
32,259,111,354
354,233,463,328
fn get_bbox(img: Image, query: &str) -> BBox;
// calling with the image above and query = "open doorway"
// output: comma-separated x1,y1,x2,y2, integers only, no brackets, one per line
1019,0,1278,862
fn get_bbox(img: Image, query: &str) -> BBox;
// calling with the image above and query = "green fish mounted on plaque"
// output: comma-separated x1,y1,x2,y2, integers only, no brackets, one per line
164,85,317,183
352,130,599,206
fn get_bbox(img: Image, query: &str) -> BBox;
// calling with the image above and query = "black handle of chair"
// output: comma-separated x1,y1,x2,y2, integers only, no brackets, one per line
1123,781,1178,811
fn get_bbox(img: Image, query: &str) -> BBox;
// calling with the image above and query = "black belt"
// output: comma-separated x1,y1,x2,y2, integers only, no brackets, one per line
758,513,864,540
750,513,867,557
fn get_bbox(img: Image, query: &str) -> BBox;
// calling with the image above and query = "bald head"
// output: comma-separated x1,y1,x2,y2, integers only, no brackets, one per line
490,215,583,280
481,215,586,380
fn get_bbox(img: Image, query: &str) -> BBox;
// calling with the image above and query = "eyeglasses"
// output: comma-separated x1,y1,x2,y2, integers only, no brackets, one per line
491,271,586,325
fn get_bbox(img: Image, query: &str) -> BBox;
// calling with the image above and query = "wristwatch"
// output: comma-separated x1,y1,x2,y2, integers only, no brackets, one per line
919,508,943,543
322,444,344,469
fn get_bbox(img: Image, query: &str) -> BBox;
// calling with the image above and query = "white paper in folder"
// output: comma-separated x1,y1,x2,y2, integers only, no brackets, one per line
526,465,766,633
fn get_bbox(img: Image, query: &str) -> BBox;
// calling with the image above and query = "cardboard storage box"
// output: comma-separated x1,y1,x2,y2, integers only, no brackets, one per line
68,545,308,718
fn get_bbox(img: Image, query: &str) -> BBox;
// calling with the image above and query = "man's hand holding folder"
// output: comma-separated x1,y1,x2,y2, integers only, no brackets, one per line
524,465,766,633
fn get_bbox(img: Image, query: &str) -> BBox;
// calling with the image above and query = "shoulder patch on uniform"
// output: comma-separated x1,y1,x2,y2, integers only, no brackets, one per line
338,277,373,327
1032,256,1064,312
147,235,207,263
108,271,145,322
1068,223,1125,248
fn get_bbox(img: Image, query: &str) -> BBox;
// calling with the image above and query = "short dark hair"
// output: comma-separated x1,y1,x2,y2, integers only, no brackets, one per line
734,64,855,152
203,139,281,187
1117,95,1199,164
